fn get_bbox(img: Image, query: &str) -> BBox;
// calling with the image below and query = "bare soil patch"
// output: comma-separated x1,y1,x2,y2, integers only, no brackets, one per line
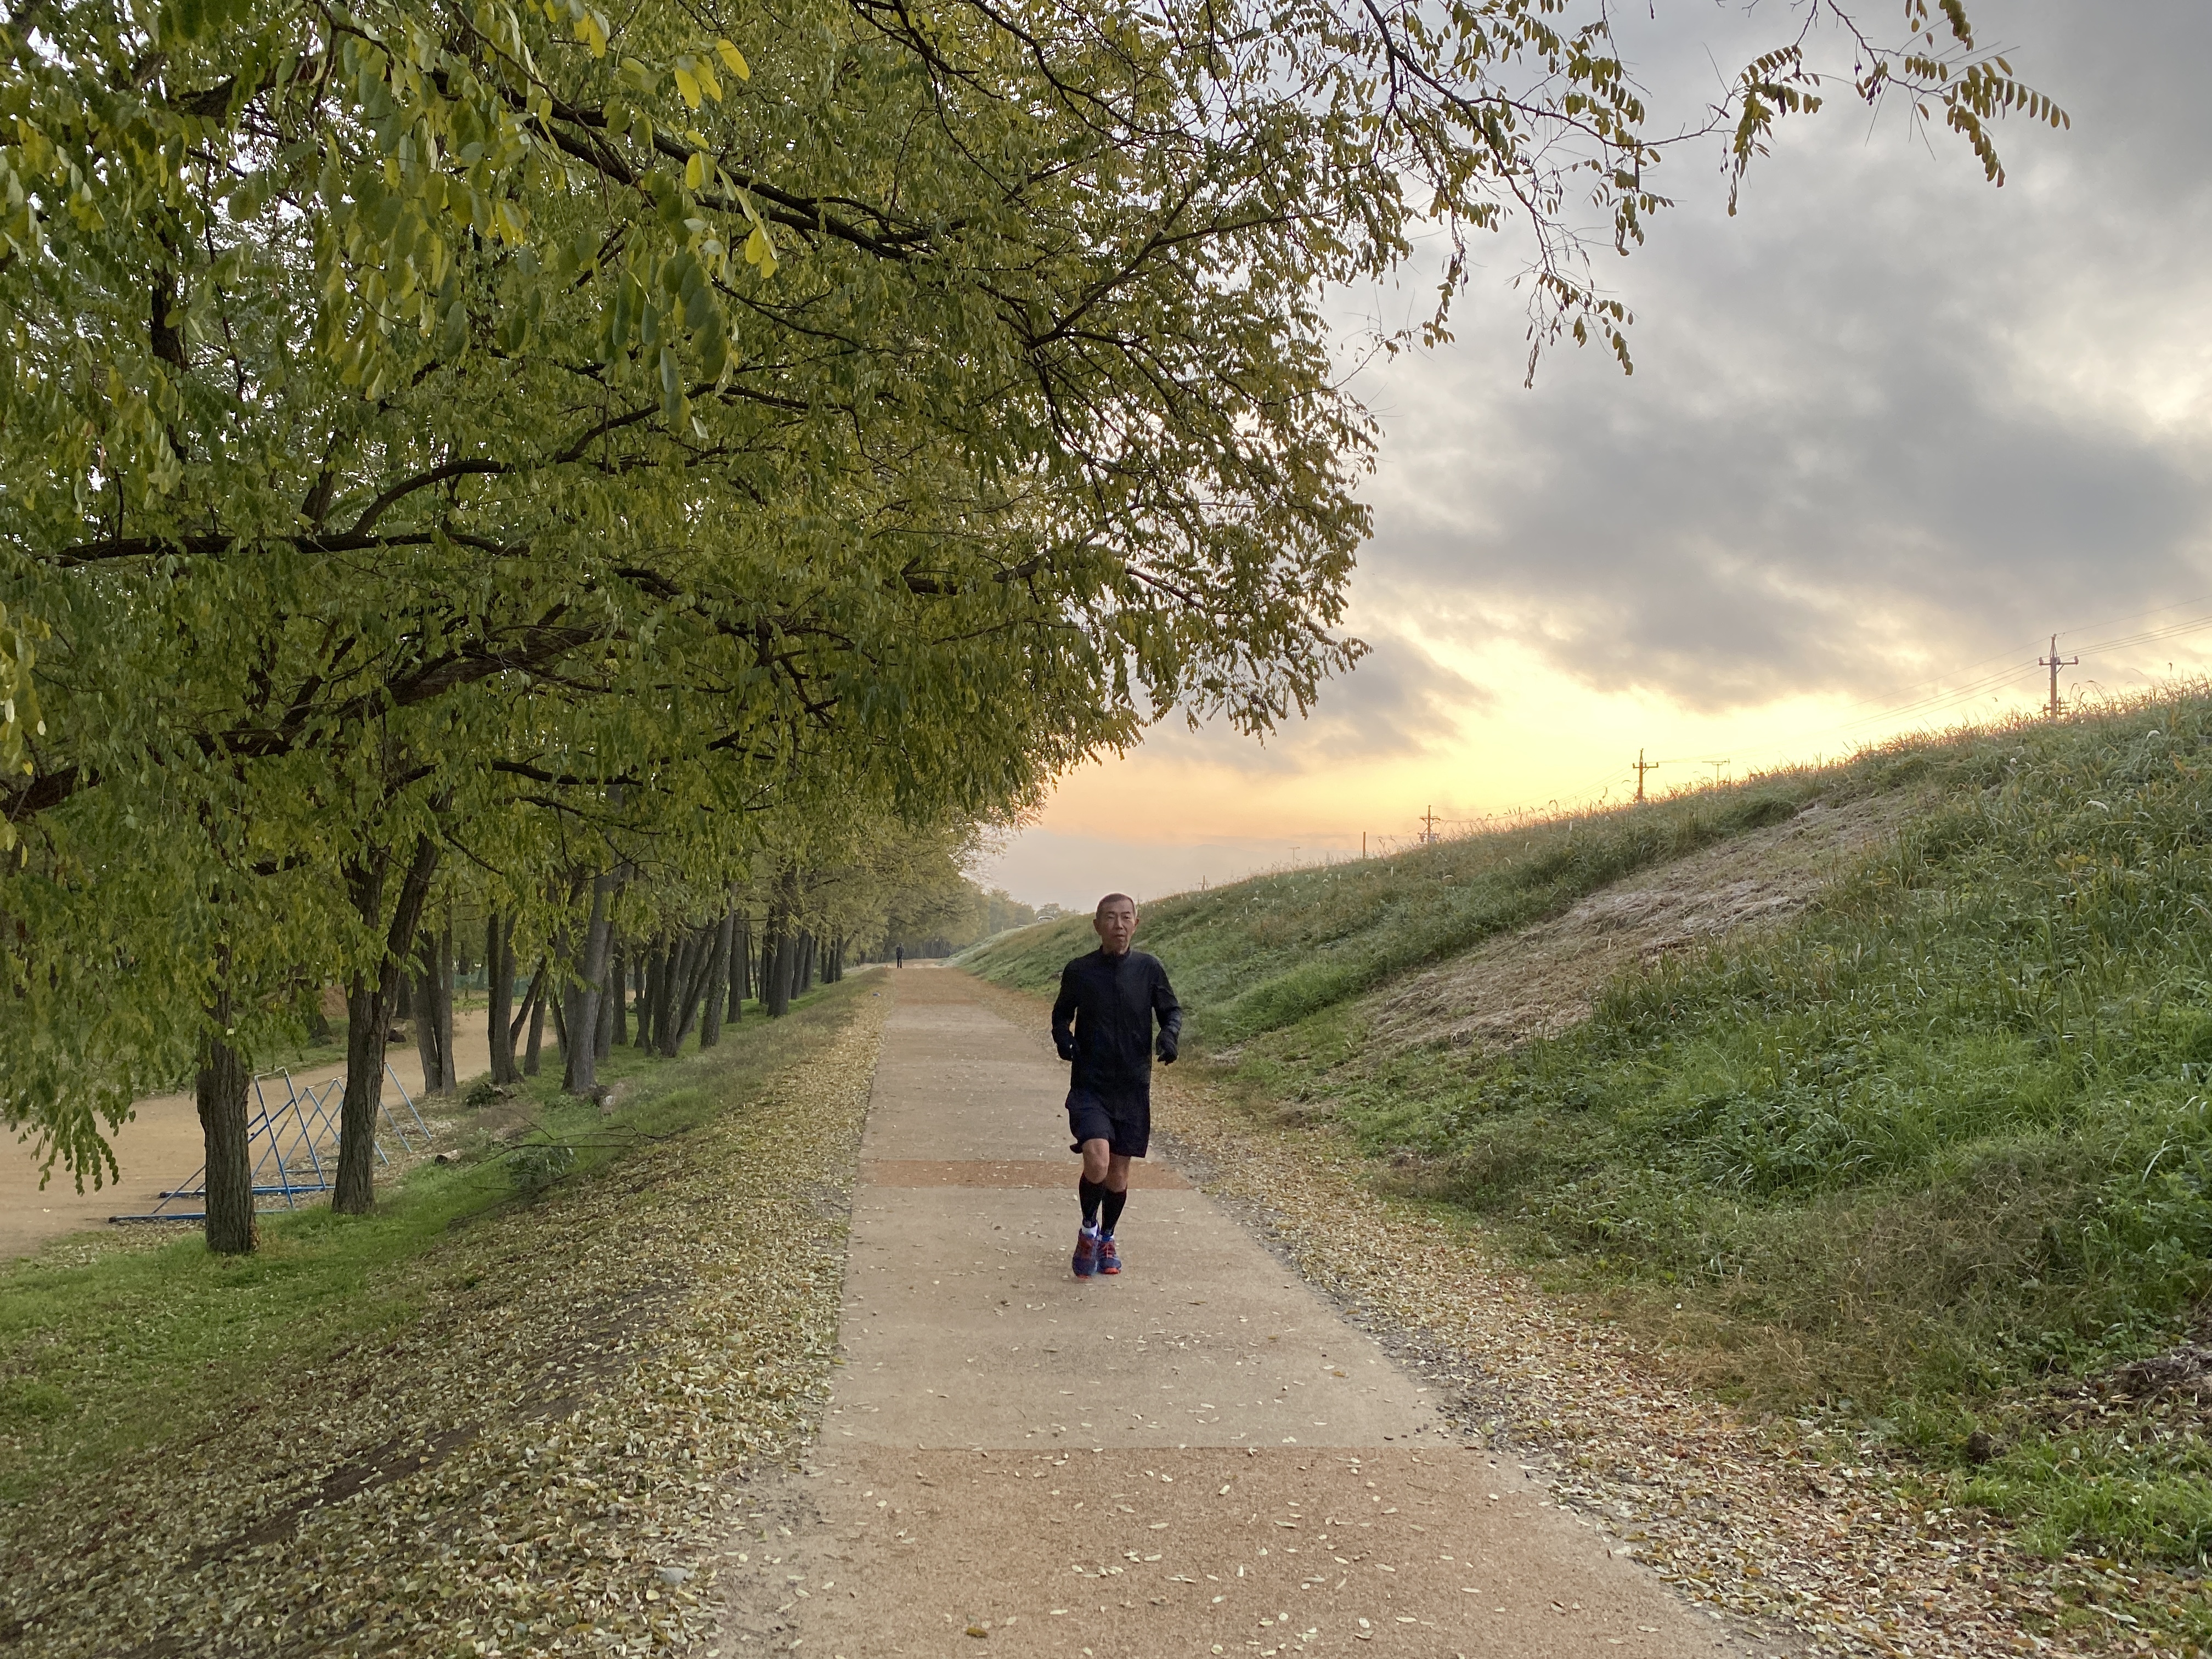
1359,791,1921,1057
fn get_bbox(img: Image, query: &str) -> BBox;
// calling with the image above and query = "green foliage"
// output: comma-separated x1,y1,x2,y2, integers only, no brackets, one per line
0,600,41,850
461,1075,506,1109
0,0,2059,1186
504,1136,578,1195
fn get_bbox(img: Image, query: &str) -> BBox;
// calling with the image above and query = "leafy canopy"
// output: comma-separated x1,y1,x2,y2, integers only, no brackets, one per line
0,0,2062,1180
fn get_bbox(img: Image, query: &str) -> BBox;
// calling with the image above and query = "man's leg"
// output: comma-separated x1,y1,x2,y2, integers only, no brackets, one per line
1093,1152,1133,1272
1072,1135,1111,1276
1101,1153,1132,1232
1079,1138,1111,1228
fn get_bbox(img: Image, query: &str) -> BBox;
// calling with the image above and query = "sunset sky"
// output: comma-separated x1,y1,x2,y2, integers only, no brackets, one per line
979,1,2212,910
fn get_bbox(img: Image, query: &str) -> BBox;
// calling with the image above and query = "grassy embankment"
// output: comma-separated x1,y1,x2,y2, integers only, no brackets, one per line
0,979,861,1513
965,693,2212,1572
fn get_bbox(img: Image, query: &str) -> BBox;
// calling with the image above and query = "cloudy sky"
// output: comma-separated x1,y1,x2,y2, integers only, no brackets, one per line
983,0,2212,911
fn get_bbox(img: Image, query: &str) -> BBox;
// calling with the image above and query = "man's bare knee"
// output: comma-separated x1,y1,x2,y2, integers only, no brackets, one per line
1081,1139,1112,1182
1105,1153,1132,1193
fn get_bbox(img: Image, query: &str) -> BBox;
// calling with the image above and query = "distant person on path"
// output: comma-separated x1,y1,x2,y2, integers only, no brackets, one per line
895,944,904,968
1052,893,1182,1277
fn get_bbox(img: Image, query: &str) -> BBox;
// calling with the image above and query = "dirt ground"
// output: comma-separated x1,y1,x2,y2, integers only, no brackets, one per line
1359,791,1920,1058
1,1019,508,1261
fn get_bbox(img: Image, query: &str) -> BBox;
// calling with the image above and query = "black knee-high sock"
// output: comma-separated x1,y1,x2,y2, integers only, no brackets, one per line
1079,1178,1105,1228
1101,1186,1128,1237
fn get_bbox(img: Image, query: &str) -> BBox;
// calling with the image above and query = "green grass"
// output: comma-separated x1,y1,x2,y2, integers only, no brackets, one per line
0,978,869,1510
962,765,1892,1043
967,690,2212,1581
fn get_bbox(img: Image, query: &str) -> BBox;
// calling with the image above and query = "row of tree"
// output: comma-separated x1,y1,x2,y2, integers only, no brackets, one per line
393,827,992,1102
0,0,2052,1251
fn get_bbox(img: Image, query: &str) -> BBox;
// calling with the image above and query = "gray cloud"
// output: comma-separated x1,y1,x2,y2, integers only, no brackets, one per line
1150,625,1487,774
1345,0,2212,713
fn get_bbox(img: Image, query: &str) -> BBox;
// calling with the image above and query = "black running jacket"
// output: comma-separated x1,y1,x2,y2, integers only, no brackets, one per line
1051,948,1183,1093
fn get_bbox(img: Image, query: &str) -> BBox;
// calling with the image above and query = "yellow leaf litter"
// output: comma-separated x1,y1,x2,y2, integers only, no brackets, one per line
1,996,885,1659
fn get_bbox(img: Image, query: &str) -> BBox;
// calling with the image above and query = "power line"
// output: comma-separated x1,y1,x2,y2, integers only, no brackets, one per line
1818,592,2212,719
1648,605,2212,771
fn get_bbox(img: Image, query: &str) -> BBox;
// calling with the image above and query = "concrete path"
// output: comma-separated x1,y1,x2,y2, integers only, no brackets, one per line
724,970,1770,1658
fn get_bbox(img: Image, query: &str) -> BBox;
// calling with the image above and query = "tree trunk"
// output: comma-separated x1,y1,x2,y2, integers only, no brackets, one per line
550,979,570,1065
699,909,734,1049
412,919,456,1096
656,933,686,1052
524,968,548,1076
766,930,793,1018
659,928,700,1057
411,953,440,1093
672,924,718,1051
641,939,667,1049
488,913,521,1085
335,833,440,1215
560,871,616,1096
196,998,256,1256
436,922,458,1091
594,953,617,1060
608,943,627,1048
800,928,817,992
729,914,749,1021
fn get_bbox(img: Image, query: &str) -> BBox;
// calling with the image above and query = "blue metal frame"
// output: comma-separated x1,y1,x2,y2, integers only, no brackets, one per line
110,1063,436,1224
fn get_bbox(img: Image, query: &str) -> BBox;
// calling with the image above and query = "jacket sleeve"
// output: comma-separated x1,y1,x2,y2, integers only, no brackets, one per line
1153,962,1183,1053
1051,963,1080,1061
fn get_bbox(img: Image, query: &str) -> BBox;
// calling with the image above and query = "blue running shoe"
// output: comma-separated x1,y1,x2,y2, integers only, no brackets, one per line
1097,1234,1121,1275
1071,1226,1099,1278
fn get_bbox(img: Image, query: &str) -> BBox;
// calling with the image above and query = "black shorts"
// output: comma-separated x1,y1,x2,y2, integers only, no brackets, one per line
1066,1087,1150,1158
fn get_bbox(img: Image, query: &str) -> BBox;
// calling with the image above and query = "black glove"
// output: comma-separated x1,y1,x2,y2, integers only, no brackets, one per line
1056,1037,1077,1062
1155,1036,1178,1064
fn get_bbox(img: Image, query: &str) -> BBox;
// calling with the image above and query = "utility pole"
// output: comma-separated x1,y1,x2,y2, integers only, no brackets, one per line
2038,634,2079,718
1706,759,1730,787
1633,748,1660,803
1419,806,1441,845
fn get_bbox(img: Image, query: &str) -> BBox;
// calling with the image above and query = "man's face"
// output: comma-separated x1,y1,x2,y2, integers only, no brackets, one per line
1094,900,1137,955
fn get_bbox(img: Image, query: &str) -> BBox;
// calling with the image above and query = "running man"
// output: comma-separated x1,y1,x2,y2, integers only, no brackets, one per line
1052,893,1182,1277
